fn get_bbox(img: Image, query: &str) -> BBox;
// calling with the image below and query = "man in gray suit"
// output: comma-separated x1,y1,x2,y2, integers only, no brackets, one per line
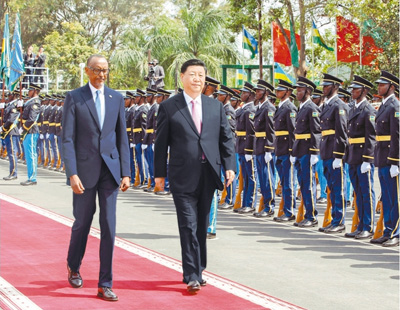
145,59,165,90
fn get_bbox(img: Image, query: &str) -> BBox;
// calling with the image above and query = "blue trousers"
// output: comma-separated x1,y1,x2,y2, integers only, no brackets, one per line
323,159,346,226
5,135,19,176
49,133,59,168
256,154,276,212
56,134,64,168
316,156,327,199
135,143,146,185
221,153,239,205
238,154,258,208
129,146,136,184
344,163,354,204
276,155,296,217
379,166,399,238
208,190,218,234
348,164,375,232
37,136,46,165
145,145,155,187
295,154,318,221
22,133,39,182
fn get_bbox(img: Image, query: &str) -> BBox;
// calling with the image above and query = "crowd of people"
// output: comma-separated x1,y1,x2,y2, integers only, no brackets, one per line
23,45,46,87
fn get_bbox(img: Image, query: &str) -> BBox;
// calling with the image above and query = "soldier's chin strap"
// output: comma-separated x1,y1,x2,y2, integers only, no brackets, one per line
383,83,393,98
325,84,334,99
299,88,309,103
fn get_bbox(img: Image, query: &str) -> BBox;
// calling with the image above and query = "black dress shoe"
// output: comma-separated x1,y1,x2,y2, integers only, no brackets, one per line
318,224,332,232
97,287,118,301
345,230,361,238
3,175,17,181
20,180,37,186
67,265,83,288
187,280,201,294
382,238,399,247
273,214,295,222
238,207,255,214
370,236,390,244
354,231,374,239
254,210,275,218
218,202,233,210
200,280,207,286
324,224,346,234
297,219,318,228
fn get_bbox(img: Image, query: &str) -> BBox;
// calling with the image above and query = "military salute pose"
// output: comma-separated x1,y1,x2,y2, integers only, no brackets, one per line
273,80,297,223
370,71,400,247
319,74,349,234
292,77,321,227
252,79,276,218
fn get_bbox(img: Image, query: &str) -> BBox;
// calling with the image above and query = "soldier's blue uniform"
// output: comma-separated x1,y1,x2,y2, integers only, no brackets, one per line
320,74,348,229
125,91,136,184
293,77,321,226
273,80,297,222
253,79,276,216
372,71,399,246
47,101,59,169
55,97,64,171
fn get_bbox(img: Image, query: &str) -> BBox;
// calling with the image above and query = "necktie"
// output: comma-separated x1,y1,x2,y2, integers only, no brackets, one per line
95,90,103,129
191,100,201,133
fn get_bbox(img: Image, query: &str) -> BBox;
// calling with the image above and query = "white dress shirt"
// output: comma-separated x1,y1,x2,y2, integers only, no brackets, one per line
183,91,203,123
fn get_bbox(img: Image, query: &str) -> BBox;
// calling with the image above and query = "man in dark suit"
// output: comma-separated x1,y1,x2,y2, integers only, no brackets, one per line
154,59,235,294
62,54,130,301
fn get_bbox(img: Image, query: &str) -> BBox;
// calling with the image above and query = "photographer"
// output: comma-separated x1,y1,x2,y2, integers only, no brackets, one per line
144,59,165,90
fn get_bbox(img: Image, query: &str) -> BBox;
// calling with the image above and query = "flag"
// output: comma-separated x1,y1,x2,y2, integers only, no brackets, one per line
236,69,247,87
8,13,24,91
272,22,301,67
0,12,10,84
289,18,299,67
242,26,258,59
312,21,334,51
336,16,382,66
274,62,295,84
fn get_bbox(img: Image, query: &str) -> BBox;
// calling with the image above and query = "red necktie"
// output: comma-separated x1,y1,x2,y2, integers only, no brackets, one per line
191,100,201,134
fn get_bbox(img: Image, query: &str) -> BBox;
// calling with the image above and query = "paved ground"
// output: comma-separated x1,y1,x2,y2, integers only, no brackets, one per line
0,158,398,310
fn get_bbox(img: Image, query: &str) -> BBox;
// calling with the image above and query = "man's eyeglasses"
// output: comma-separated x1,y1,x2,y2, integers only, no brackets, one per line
87,66,110,75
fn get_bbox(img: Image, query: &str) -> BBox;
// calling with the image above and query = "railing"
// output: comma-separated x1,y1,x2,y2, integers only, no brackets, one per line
21,66,49,93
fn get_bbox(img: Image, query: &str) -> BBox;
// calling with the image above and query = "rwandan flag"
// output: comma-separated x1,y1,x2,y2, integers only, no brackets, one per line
0,12,10,84
312,21,334,51
242,26,258,59
8,13,25,91
274,62,295,84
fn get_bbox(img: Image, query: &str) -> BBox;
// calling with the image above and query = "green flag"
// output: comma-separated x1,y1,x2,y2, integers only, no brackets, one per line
289,18,299,67
312,21,334,51
8,13,25,91
0,12,11,84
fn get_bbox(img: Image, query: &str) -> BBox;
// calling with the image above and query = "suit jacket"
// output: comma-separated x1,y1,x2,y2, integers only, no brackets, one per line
253,100,275,156
62,83,130,189
154,92,236,193
374,95,400,167
273,100,296,157
320,95,348,160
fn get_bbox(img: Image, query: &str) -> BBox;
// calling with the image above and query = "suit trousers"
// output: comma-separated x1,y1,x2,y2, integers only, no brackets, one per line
256,154,276,212
171,161,216,284
5,135,19,176
67,160,119,288
379,166,399,238
275,154,296,217
23,133,39,181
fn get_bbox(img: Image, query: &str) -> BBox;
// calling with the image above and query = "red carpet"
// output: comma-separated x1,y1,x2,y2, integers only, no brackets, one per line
0,194,303,310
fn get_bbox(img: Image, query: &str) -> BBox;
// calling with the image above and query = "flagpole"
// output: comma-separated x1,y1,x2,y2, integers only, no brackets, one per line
335,17,338,76
271,22,275,87
242,25,245,86
359,19,362,69
311,22,314,83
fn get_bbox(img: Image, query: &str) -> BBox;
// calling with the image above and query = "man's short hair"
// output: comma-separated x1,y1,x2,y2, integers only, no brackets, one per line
181,59,207,74
87,54,107,66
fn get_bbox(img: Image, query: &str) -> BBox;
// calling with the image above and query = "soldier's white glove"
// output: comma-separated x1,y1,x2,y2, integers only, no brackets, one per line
0,103,5,109
290,155,296,164
332,158,342,169
310,155,319,166
390,165,399,178
40,134,44,139
129,143,134,148
152,144,154,151
264,152,272,163
0,126,3,133
245,154,252,162
46,133,50,139
141,144,148,150
18,127,23,135
17,100,23,107
360,162,371,174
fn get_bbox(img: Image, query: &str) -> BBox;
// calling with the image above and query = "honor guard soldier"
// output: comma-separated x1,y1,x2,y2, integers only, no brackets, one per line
204,76,220,98
289,92,296,103
268,92,277,105
252,79,276,218
125,91,136,184
216,85,237,209
142,88,158,192
132,88,148,188
20,83,42,185
338,87,351,104
235,82,258,214
55,95,64,172
319,74,349,233
370,71,399,247
1,90,20,180
42,95,52,167
343,76,376,237
292,77,321,227
47,94,59,169
37,94,50,167
273,80,297,223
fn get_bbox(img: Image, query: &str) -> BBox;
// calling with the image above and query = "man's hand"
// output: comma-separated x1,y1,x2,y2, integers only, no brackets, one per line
70,175,85,194
119,176,130,192
155,177,165,191
225,170,235,187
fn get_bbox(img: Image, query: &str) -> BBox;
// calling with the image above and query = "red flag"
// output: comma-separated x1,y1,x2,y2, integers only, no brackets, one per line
336,16,382,66
272,22,301,66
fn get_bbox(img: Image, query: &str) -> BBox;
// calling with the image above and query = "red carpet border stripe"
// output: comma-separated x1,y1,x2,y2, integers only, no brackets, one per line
0,277,42,310
0,193,304,310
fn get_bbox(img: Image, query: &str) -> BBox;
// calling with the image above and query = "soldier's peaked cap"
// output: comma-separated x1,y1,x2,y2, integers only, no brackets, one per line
375,70,399,87
254,79,274,93
275,79,294,91
350,75,373,89
205,76,220,87
321,73,343,86
240,81,255,93
295,76,316,90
